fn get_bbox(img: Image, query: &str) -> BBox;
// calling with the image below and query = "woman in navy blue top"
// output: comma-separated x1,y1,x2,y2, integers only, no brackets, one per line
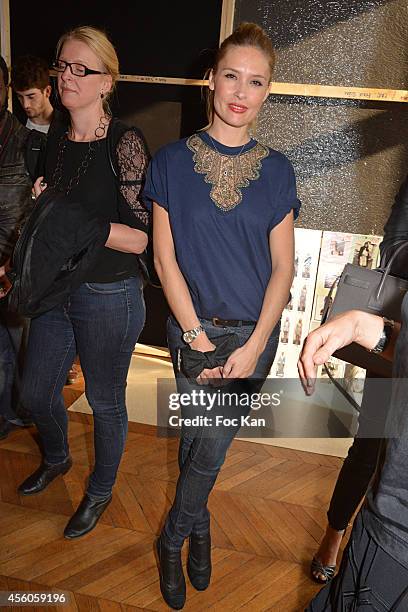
144,23,300,609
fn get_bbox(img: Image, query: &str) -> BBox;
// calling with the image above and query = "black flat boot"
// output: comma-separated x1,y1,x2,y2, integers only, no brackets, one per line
64,494,112,539
187,532,212,591
156,534,186,610
18,456,72,495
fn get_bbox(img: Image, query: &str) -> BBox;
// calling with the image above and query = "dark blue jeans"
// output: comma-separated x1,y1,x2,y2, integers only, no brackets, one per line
0,304,30,424
21,276,145,498
164,316,280,550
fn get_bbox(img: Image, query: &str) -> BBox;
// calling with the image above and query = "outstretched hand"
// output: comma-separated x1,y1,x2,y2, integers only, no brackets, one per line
298,310,384,395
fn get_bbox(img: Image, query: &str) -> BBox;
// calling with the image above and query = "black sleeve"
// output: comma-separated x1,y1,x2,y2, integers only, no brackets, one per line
116,129,150,233
380,175,408,277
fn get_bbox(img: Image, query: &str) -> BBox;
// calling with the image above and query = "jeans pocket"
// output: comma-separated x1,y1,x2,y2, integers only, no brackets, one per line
85,281,126,294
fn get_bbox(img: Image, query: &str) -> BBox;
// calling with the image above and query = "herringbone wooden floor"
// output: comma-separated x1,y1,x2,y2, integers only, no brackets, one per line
0,374,349,611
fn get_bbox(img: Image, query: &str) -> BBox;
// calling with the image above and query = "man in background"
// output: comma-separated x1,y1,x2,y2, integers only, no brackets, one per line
11,55,54,134
0,54,45,439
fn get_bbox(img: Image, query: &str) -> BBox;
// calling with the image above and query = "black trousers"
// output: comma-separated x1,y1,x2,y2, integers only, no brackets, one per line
327,373,391,531
307,510,408,611
327,437,382,531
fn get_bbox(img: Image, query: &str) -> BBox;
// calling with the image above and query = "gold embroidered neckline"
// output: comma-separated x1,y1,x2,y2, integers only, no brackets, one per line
186,133,269,211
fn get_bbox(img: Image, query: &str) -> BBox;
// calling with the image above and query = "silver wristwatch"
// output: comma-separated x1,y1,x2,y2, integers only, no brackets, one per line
182,325,204,344
369,317,394,354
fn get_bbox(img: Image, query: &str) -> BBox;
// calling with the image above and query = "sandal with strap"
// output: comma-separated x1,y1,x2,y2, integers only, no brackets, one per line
311,556,336,584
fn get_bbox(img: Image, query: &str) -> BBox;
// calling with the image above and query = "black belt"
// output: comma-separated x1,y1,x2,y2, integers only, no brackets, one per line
202,317,256,327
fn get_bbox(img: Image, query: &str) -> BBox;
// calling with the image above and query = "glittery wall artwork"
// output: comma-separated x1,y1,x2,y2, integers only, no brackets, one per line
234,0,408,234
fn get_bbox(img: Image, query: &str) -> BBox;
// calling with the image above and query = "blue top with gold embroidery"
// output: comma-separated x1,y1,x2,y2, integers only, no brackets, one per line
143,131,301,321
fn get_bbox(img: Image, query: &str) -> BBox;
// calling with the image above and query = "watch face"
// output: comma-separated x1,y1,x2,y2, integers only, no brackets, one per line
183,331,194,343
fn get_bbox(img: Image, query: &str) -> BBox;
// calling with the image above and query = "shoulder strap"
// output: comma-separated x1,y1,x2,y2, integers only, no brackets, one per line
107,118,130,179
106,117,149,180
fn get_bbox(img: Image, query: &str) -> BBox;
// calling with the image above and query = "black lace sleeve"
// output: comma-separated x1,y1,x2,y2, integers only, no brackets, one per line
116,129,150,232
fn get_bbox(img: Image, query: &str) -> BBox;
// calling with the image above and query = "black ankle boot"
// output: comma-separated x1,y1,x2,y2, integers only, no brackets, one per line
18,456,72,496
187,532,212,591
64,494,111,539
156,534,186,610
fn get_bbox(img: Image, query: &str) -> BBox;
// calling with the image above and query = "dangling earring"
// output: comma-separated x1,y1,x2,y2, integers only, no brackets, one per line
100,92,104,99
95,114,110,139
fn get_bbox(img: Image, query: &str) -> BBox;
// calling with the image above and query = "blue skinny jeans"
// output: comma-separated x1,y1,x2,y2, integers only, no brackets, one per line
21,276,145,498
163,315,280,550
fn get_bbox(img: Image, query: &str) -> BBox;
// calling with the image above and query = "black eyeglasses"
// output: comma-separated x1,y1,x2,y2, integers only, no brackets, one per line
52,59,107,77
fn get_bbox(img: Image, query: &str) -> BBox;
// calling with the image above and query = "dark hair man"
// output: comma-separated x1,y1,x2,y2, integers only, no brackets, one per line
0,55,45,439
11,55,54,133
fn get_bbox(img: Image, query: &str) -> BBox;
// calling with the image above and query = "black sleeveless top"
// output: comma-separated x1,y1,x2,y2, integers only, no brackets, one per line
44,123,149,282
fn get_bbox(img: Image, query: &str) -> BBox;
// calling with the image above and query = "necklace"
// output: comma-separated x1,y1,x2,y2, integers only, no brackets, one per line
50,115,110,194
207,132,247,158
50,133,96,194
187,133,269,211
67,114,110,142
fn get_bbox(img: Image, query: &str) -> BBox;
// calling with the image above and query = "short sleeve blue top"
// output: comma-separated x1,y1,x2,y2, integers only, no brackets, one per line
143,131,301,321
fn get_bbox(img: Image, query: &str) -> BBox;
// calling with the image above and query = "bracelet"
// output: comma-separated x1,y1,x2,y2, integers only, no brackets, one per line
369,317,394,354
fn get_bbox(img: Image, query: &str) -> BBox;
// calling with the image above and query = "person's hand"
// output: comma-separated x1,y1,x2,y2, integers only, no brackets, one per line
188,332,222,385
197,366,224,386
222,343,259,379
0,266,12,299
298,310,384,396
33,176,47,199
